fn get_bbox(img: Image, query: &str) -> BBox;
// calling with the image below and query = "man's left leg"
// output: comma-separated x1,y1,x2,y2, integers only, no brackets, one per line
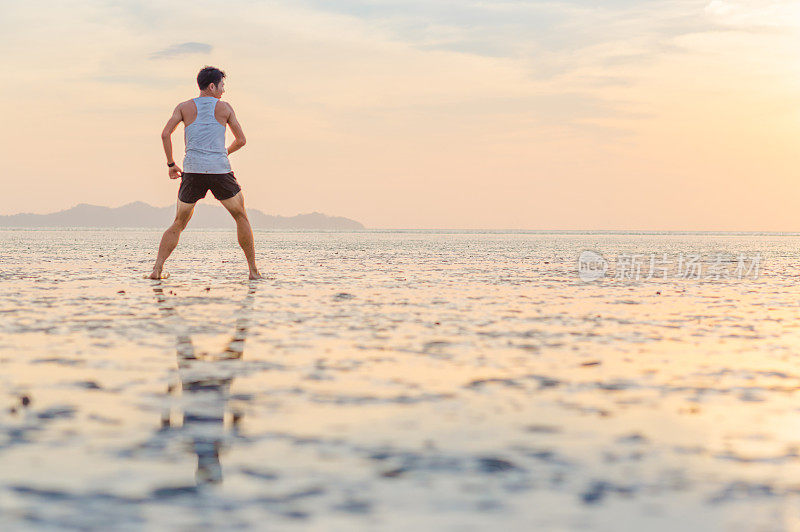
219,191,262,279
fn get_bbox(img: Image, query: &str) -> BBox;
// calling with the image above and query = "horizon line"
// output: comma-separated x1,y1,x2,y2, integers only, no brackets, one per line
4,227,800,235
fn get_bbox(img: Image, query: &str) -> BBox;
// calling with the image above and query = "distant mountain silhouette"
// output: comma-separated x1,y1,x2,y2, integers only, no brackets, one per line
0,201,365,230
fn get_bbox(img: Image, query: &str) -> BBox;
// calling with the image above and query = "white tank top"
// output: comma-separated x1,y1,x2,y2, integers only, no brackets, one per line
182,97,232,174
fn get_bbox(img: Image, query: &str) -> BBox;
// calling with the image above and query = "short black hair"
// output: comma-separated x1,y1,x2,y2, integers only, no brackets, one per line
197,66,226,90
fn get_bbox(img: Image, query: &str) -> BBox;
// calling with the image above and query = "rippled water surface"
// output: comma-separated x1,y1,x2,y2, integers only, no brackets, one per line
3,229,800,531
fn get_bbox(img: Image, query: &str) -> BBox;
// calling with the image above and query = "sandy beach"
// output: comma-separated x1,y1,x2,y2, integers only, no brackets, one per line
0,229,798,530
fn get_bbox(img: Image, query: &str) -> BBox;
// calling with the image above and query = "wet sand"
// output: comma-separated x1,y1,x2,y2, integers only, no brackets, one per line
2,229,800,530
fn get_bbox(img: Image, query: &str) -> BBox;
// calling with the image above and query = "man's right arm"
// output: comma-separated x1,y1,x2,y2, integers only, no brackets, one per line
225,103,247,155
161,104,184,179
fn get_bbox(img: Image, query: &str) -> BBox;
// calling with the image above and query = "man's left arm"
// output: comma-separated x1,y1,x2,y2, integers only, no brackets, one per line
161,104,184,179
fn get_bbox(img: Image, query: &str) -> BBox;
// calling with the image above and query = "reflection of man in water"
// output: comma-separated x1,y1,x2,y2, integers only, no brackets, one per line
153,283,256,485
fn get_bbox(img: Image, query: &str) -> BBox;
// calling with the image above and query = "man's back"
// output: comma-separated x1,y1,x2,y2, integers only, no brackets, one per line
162,95,246,176
177,97,232,128
181,97,231,174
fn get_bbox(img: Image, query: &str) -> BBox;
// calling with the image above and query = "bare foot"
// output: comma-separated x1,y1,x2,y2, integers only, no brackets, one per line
147,270,170,280
249,271,263,280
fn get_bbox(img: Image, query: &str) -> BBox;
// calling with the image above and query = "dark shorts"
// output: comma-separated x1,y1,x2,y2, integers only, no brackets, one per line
178,172,241,203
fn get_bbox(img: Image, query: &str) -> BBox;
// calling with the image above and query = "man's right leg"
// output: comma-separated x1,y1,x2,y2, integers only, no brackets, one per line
149,200,196,279
218,192,262,279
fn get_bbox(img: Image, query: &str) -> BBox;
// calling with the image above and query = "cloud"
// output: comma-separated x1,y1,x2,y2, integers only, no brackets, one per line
265,0,731,131
705,0,800,28
149,41,212,60
296,0,715,63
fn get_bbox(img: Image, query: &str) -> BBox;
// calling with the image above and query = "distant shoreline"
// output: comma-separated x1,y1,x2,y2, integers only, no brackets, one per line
0,201,365,231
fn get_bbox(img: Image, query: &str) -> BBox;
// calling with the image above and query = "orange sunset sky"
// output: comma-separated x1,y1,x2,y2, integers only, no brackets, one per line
2,0,800,230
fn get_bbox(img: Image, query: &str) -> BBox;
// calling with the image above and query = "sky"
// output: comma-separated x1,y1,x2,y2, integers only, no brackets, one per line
2,0,800,230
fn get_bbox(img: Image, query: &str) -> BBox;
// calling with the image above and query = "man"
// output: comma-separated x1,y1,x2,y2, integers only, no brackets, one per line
149,66,262,280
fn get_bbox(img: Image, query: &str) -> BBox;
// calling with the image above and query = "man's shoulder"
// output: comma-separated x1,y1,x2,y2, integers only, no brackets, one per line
215,100,235,120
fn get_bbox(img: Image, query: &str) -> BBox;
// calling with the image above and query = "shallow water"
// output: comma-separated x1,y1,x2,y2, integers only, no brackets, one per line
2,229,800,530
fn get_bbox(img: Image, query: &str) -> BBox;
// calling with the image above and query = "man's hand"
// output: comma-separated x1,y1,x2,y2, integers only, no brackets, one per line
168,165,183,179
